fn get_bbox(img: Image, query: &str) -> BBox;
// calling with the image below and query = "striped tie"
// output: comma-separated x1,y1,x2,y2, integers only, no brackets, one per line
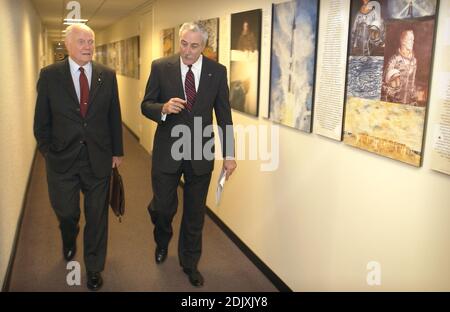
79,67,89,118
184,65,196,111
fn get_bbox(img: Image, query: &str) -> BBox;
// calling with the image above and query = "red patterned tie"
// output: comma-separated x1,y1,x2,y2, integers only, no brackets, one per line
79,67,89,118
184,65,196,111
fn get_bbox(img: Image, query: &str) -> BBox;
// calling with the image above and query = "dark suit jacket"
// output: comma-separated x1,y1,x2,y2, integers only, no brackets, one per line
34,59,124,178
141,54,234,176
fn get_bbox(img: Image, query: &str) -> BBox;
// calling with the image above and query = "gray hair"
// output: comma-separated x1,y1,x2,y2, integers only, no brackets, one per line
179,22,208,46
65,23,95,43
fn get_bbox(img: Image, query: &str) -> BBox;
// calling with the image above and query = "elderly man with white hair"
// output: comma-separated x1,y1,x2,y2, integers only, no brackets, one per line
34,23,124,291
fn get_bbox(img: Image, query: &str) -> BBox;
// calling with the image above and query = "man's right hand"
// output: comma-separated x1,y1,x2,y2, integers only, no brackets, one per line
162,98,186,114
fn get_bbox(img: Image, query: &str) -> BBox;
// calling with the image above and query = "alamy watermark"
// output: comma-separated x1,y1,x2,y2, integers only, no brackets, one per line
66,261,81,286
170,117,279,171
366,261,382,286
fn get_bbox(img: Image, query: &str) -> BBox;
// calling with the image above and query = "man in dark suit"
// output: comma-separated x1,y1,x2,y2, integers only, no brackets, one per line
141,22,237,287
34,24,123,291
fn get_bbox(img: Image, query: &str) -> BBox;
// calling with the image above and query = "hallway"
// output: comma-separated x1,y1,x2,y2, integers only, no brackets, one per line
7,126,277,292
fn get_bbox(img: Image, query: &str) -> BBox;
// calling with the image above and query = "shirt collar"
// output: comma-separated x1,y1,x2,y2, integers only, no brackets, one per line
180,54,203,71
68,57,92,75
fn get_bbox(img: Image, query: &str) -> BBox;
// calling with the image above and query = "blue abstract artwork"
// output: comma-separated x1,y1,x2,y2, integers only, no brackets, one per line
269,0,319,132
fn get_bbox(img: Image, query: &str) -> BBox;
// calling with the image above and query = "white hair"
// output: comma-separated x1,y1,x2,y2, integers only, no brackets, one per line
179,22,208,46
65,23,95,43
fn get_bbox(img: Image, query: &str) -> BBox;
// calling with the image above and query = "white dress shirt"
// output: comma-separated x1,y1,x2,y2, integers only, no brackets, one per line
180,54,202,94
68,57,92,103
161,55,203,121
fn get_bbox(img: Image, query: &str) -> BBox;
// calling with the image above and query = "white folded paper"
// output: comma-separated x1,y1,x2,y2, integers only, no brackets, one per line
216,168,227,206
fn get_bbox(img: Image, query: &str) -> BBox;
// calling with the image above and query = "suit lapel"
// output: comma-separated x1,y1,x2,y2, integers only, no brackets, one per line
59,59,79,106
167,55,185,99
193,56,213,114
87,62,103,112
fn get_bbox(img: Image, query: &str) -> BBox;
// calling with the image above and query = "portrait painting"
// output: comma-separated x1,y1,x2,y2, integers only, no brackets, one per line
349,0,388,56
380,19,435,106
343,0,437,166
229,9,262,116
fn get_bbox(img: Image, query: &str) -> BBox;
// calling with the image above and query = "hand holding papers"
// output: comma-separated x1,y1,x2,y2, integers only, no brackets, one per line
216,168,227,206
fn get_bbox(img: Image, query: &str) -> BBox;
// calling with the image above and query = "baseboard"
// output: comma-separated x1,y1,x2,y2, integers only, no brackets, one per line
178,181,291,292
2,148,38,292
122,122,140,142
205,208,292,292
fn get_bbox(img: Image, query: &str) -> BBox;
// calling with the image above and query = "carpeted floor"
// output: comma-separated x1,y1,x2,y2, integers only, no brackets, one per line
8,126,277,292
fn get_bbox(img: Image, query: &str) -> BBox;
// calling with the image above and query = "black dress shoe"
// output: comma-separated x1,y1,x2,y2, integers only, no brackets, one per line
155,247,168,264
63,243,76,261
183,268,204,287
87,271,103,291
63,226,79,261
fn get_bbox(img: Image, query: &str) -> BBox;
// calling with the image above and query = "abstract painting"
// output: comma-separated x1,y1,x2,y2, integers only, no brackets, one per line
162,28,175,57
269,0,319,132
94,36,140,79
198,18,219,61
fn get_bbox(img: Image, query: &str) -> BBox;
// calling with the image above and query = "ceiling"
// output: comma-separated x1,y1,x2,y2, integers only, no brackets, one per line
31,0,153,43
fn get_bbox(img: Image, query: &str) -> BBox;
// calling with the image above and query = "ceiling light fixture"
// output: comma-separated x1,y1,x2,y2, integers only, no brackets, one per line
63,18,88,25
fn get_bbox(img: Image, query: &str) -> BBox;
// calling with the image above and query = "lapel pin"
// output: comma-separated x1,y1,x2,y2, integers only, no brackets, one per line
208,73,212,77
98,78,102,82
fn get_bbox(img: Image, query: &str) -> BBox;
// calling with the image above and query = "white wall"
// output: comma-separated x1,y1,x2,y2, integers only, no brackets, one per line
95,3,155,152
0,0,43,288
98,0,450,291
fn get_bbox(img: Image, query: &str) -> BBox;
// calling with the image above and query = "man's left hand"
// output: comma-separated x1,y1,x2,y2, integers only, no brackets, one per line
112,156,123,168
223,159,237,180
